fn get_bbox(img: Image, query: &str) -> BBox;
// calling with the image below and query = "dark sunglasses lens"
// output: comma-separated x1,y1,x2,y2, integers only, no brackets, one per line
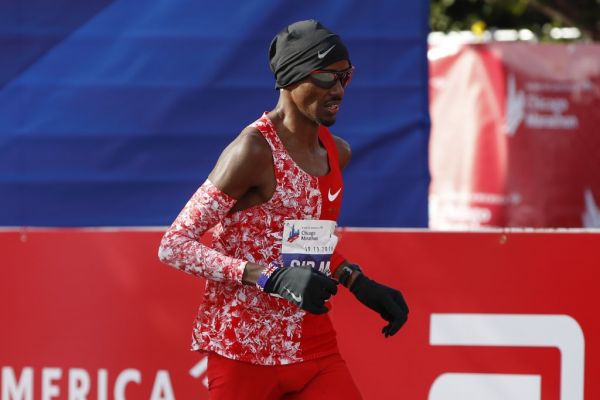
340,71,352,87
311,72,337,88
310,68,353,89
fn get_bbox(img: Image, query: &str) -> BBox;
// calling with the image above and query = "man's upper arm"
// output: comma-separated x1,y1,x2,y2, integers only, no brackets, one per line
333,135,352,171
208,127,272,200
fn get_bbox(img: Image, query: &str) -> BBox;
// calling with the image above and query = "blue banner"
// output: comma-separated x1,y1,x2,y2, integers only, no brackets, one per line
0,0,430,227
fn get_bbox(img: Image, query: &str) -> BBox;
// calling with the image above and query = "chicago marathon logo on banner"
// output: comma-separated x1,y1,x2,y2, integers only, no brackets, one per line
505,73,583,135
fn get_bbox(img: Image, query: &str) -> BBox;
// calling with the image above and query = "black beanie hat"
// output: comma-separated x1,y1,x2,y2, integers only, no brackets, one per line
269,19,350,89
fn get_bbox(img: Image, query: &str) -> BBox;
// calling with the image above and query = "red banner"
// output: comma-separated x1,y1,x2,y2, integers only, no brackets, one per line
429,42,600,228
1,229,599,399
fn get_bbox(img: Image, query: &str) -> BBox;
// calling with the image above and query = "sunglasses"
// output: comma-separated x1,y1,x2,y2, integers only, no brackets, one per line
309,66,355,89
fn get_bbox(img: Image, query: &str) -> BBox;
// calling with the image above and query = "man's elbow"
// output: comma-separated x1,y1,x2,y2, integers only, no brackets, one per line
157,232,174,264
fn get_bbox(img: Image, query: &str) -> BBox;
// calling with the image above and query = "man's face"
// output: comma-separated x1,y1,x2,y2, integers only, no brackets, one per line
289,60,352,127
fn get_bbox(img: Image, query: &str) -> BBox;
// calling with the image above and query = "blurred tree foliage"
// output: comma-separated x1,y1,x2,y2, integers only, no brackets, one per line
430,0,600,41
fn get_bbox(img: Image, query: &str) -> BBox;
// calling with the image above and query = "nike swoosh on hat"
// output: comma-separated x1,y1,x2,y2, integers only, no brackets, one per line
318,44,336,59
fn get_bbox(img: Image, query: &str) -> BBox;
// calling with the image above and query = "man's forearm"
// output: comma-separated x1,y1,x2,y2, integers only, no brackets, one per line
158,179,246,284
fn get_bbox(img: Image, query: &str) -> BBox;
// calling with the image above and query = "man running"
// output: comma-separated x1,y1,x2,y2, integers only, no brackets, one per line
158,19,409,399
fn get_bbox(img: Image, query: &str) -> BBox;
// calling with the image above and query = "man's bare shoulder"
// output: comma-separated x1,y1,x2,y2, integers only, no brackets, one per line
332,135,352,171
234,126,273,162
215,127,272,170
208,126,273,199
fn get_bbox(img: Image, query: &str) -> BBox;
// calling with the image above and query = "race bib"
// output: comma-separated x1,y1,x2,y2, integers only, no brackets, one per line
281,220,338,275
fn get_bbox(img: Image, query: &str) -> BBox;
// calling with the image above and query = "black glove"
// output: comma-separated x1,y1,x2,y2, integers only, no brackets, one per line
264,266,338,314
350,273,409,337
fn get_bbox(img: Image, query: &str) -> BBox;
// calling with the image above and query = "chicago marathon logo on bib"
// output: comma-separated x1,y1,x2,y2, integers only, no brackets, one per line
281,220,338,276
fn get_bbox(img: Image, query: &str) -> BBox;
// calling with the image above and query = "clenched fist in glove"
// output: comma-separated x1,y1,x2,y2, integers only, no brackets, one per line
350,272,409,337
257,263,338,314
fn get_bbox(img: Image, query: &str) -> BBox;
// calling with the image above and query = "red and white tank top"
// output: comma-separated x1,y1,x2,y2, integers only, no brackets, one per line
192,113,344,365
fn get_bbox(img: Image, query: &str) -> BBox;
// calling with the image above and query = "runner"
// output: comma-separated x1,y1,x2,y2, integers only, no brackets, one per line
158,19,409,399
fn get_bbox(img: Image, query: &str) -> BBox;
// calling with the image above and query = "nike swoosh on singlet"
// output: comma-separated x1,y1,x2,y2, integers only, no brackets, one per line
328,188,342,202
317,45,336,59
285,288,302,303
